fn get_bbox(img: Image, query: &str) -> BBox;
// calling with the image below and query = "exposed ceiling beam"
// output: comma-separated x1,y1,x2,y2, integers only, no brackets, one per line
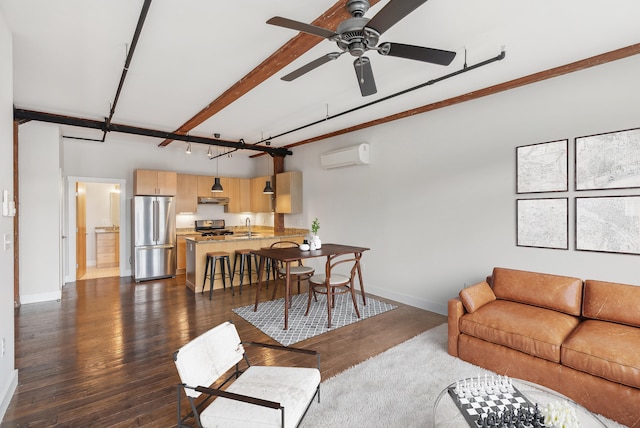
13,109,292,156
158,0,381,147
280,42,640,151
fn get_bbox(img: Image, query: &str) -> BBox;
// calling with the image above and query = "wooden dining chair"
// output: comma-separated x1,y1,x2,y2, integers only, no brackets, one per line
305,253,361,328
269,241,315,301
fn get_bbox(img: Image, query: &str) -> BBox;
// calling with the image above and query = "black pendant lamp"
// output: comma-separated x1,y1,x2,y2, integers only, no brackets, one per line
211,146,224,193
263,153,274,194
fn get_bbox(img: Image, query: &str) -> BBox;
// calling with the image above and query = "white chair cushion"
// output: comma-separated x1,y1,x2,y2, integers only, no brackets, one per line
201,366,320,428
279,265,314,275
310,273,349,286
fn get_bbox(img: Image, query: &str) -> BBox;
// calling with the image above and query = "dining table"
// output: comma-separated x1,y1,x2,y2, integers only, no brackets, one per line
251,243,370,330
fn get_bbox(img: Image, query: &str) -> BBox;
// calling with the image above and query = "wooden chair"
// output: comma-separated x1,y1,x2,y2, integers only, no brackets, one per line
305,254,361,328
269,241,315,302
174,321,320,428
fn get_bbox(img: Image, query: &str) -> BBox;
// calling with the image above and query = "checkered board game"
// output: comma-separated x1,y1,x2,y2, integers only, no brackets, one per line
447,376,547,427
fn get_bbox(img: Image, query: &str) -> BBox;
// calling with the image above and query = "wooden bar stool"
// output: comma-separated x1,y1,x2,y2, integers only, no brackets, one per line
202,251,233,300
232,249,258,294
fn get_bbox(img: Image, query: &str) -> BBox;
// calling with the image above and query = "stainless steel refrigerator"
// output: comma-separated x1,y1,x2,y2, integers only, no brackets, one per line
132,195,176,282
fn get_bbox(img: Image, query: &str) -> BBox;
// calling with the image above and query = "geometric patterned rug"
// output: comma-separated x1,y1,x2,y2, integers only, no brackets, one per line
232,293,397,346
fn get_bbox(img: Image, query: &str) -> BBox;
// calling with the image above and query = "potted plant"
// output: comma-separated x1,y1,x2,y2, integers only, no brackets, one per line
310,217,321,249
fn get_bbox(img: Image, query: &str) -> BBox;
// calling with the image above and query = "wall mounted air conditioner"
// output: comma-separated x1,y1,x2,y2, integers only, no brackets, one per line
320,143,370,169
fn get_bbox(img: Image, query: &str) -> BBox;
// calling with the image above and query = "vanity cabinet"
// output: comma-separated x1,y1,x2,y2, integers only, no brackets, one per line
96,231,119,268
134,169,177,195
275,171,302,213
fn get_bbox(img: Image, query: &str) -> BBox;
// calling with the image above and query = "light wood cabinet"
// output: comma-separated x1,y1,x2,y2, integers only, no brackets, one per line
197,175,230,198
250,176,273,213
176,174,198,213
177,234,199,273
96,231,119,268
225,178,251,213
134,169,177,195
276,171,302,213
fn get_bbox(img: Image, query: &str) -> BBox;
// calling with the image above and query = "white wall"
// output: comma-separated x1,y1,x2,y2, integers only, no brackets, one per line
0,7,17,421
18,122,62,303
284,54,640,314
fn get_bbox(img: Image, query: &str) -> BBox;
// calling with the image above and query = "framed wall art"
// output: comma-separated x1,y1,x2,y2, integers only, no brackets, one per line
575,127,640,190
517,198,568,249
576,195,640,255
516,139,568,194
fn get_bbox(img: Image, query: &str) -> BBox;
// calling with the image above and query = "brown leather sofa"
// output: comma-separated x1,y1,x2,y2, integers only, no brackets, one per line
448,267,640,427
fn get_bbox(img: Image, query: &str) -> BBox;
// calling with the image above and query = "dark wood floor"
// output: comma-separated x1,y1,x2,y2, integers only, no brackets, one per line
3,274,445,427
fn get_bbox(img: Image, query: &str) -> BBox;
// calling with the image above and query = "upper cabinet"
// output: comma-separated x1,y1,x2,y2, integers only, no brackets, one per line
197,175,229,198
176,174,198,214
250,176,273,213
276,171,303,214
134,169,177,195
225,178,251,213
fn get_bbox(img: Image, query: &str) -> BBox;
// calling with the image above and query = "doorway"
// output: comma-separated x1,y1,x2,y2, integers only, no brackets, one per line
66,177,126,283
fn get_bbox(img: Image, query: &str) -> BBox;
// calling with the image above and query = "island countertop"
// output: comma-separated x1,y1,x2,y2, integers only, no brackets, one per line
184,231,306,293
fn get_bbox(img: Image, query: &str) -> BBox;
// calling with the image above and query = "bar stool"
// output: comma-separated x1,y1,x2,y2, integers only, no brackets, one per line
232,249,258,294
202,251,233,300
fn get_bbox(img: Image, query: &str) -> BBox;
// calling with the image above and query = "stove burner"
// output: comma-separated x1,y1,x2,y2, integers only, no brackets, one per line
201,230,233,237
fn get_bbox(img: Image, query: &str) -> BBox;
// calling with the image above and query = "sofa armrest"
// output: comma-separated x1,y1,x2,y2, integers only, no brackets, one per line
448,298,466,357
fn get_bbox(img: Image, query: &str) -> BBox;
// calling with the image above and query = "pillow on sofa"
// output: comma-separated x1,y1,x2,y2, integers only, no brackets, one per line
583,280,640,328
491,267,583,316
459,281,496,313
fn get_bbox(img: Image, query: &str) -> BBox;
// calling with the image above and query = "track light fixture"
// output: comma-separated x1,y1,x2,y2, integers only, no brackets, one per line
207,146,213,158
185,143,192,154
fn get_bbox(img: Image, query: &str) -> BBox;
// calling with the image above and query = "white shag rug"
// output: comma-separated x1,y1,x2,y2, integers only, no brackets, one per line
300,323,626,427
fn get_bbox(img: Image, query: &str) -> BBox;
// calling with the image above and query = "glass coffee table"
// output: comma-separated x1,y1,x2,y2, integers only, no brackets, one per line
433,376,607,427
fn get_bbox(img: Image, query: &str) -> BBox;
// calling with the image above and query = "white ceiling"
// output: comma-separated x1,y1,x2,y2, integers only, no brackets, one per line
1,0,639,156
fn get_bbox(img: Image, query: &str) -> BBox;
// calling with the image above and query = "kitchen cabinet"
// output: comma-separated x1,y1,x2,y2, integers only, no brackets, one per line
225,178,251,213
275,171,302,213
176,174,198,213
177,233,200,273
250,176,273,213
134,169,177,195
197,175,229,198
96,230,119,268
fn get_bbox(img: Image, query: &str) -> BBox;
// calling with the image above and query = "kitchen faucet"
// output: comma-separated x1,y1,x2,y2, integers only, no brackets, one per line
245,217,251,237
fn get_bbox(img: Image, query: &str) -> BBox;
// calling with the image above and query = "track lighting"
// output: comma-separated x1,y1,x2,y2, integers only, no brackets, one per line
185,143,192,154
207,146,213,158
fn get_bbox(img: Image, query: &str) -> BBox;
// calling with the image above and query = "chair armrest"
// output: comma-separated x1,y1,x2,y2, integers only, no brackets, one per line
243,342,321,370
448,298,466,357
194,385,282,410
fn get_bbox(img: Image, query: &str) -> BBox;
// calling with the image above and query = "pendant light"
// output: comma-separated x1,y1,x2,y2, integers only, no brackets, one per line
211,146,223,193
263,154,274,194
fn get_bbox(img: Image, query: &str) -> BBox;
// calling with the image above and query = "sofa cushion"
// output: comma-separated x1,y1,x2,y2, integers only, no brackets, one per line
492,267,583,316
459,281,496,313
459,300,580,363
562,320,640,390
583,280,640,328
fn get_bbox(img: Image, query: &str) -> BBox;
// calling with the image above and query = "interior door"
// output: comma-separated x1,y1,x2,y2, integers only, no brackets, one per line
76,182,87,279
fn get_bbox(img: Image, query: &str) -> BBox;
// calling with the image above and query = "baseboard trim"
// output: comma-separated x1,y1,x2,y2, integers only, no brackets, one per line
0,369,18,422
20,290,61,304
366,286,447,316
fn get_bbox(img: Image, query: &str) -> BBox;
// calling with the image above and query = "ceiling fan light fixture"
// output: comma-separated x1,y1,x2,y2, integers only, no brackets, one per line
211,177,223,193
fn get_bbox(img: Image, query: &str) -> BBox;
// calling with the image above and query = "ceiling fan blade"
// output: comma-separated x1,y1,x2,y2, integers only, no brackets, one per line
353,57,377,97
267,16,338,40
380,42,456,65
365,0,430,35
281,53,342,81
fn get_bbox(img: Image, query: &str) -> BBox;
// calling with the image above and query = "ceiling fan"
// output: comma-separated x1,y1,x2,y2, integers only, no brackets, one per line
267,0,457,96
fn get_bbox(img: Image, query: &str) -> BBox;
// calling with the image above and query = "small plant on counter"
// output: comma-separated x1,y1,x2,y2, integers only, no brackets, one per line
311,218,320,235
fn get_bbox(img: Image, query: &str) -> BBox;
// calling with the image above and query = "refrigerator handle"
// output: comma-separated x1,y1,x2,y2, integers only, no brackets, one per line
153,200,158,242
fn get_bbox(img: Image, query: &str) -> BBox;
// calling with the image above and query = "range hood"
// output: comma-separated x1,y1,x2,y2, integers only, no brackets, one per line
197,196,229,205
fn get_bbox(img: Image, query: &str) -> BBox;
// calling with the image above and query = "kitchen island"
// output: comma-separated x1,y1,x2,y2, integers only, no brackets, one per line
185,231,306,293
